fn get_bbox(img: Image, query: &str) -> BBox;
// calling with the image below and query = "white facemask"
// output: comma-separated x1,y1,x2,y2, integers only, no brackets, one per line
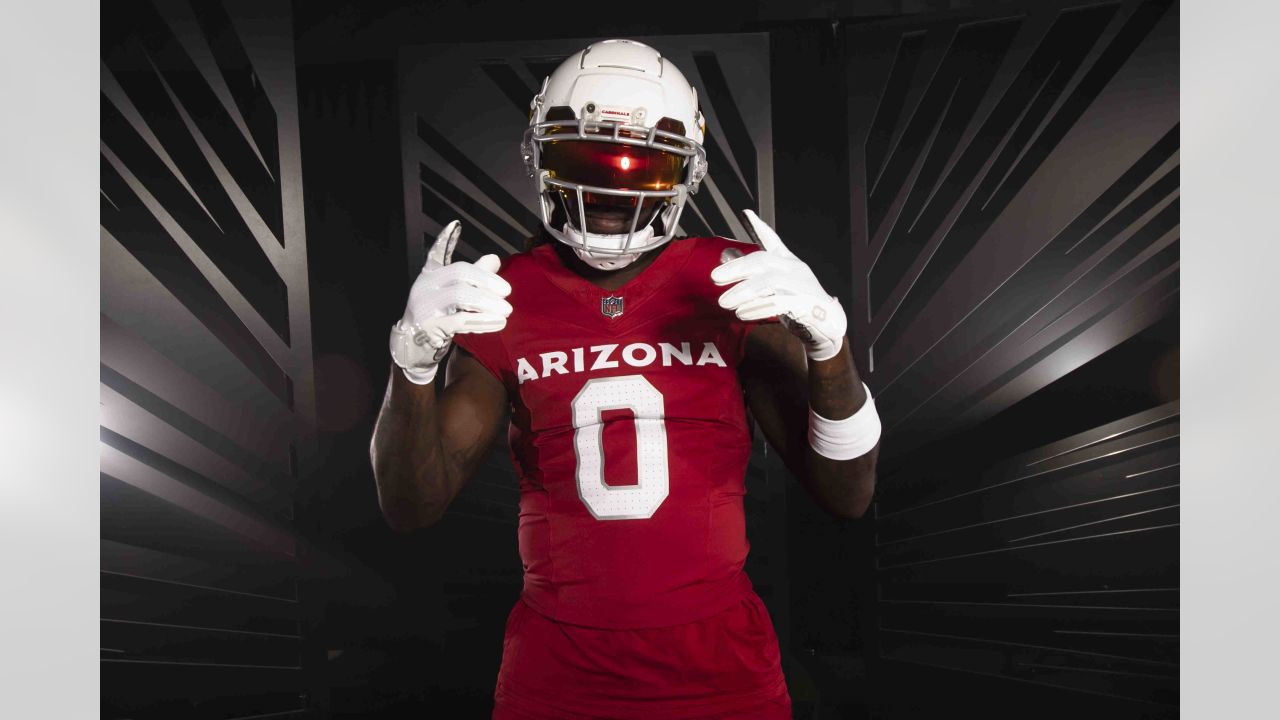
562,222,655,271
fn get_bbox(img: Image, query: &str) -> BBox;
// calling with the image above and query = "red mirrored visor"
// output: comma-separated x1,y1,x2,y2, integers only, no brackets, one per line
541,139,684,192
556,188,664,220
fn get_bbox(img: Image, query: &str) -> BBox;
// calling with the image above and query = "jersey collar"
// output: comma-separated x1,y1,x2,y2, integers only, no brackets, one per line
530,238,695,329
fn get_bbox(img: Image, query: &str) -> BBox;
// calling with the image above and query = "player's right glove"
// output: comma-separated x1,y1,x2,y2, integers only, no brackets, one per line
389,220,513,385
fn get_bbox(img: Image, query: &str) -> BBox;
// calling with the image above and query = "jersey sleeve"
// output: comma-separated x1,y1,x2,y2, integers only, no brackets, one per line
452,330,511,389
728,305,778,366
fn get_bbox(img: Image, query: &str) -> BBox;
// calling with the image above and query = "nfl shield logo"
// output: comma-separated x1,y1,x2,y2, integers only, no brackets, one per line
601,296,624,319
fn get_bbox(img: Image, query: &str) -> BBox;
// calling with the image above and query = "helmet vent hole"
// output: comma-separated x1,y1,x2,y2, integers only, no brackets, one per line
656,117,686,135
545,106,576,121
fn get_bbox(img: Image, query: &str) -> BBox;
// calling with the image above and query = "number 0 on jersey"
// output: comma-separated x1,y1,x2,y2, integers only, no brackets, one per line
570,375,670,520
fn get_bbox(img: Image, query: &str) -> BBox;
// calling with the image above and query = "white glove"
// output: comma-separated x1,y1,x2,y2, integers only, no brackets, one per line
711,210,848,362
390,220,513,384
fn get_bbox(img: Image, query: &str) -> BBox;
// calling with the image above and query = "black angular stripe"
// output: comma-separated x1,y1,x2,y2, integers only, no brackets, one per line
419,182,505,258
866,19,1021,244
101,567,299,621
883,142,1178,400
100,364,289,488
1075,201,1179,289
702,134,756,229
102,156,291,406
865,32,928,191
881,486,1180,562
924,128,1175,380
974,1,1170,220
100,617,300,666
686,194,732,238
481,62,537,117
115,0,285,245
419,163,530,252
415,117,542,237
678,197,715,238
1063,152,1179,258
867,18,1023,308
874,2,1170,358
100,84,291,344
100,657,303,717
100,426,291,525
937,263,1178,427
692,51,757,201
186,1,281,187
100,473,287,568
1027,185,1179,334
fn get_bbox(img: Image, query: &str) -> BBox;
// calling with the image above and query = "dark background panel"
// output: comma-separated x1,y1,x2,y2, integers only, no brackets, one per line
843,3,1178,716
100,0,318,717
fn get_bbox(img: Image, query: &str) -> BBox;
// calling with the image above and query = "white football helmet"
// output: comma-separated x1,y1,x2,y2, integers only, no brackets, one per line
521,39,708,269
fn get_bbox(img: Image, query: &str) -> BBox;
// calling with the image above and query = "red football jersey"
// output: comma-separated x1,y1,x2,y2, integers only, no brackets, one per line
454,235,768,629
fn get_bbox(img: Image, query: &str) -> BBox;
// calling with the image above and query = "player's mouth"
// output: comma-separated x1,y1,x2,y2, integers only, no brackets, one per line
582,206,632,234
580,201,665,236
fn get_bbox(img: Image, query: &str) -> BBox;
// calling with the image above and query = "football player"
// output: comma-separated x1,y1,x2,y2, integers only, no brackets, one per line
372,39,881,720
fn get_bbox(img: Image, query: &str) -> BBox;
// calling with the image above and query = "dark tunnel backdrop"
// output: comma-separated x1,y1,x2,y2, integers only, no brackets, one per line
98,0,1179,718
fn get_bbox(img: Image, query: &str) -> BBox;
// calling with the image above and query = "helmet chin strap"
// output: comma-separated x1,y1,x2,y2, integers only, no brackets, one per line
562,222,655,272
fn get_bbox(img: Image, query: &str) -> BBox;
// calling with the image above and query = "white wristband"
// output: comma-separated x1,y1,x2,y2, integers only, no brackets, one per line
808,382,881,460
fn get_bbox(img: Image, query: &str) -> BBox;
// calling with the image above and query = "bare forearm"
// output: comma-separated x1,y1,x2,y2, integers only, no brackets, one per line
744,325,881,520
803,338,879,519
369,364,457,530
807,338,865,419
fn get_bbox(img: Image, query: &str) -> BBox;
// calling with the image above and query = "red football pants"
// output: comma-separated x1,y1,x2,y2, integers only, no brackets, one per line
491,592,791,720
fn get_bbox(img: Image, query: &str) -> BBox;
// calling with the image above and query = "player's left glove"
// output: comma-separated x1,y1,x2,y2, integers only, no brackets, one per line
711,209,848,361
